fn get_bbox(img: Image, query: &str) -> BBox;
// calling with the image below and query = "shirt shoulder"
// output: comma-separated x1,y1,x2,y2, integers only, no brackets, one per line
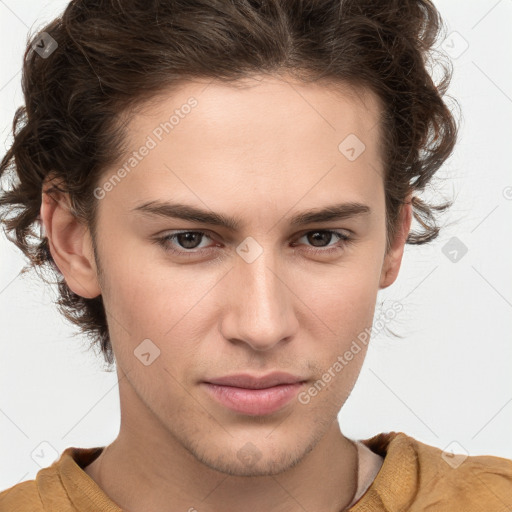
0,446,119,512
0,479,44,511
412,436,512,511
351,431,512,512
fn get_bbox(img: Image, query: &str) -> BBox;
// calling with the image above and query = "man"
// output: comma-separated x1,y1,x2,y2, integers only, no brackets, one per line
0,0,511,510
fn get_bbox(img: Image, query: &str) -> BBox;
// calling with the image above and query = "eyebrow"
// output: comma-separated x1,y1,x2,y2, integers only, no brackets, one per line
131,200,371,231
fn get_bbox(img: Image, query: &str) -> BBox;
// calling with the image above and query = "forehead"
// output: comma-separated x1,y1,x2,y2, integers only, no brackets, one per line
124,74,382,154
104,74,385,217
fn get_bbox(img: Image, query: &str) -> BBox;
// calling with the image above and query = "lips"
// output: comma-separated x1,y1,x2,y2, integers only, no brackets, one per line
201,372,307,415
204,371,306,389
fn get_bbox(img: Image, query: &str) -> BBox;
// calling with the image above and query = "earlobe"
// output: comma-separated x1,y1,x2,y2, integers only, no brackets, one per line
379,194,413,290
40,187,101,299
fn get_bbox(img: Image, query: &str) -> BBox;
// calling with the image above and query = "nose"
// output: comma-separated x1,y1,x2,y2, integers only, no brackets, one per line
219,247,299,351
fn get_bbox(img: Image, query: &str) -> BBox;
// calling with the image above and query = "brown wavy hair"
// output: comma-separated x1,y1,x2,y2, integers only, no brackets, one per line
0,0,459,369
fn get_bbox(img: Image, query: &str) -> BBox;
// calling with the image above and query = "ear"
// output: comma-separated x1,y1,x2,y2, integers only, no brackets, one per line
379,191,413,289
40,181,101,299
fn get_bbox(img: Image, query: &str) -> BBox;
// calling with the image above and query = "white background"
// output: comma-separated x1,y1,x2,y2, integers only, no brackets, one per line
1,0,511,491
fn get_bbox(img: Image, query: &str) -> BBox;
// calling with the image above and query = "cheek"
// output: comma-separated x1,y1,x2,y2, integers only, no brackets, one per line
99,238,188,326
297,259,380,334
99,245,223,374
294,261,379,387
100,231,381,353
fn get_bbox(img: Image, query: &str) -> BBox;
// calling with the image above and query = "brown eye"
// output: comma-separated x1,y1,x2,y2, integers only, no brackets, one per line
294,230,352,255
154,230,216,256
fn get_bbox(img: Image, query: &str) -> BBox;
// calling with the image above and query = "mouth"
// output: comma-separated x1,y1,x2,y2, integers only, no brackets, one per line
202,372,307,416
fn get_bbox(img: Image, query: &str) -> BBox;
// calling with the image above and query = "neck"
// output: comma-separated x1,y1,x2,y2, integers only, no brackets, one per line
84,421,359,512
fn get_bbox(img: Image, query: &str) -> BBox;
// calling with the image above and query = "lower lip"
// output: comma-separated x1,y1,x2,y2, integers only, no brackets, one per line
202,382,305,416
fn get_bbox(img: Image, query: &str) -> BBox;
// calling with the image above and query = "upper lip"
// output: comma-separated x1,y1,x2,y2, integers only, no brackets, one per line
204,372,306,389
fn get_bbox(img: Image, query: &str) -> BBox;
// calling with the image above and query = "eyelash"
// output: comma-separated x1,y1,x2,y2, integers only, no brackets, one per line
153,229,353,258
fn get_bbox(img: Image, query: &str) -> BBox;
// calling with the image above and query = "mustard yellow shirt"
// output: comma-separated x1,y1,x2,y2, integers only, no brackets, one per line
1,431,511,511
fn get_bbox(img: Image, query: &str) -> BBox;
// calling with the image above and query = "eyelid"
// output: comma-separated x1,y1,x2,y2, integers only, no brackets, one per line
156,227,352,242
296,227,354,237
157,226,354,240
154,228,354,257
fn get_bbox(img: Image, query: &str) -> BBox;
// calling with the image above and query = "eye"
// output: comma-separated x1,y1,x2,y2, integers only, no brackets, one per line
154,230,216,257
153,229,353,257
292,230,353,255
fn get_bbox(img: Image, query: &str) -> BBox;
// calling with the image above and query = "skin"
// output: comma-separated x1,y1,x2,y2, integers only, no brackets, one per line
40,74,412,512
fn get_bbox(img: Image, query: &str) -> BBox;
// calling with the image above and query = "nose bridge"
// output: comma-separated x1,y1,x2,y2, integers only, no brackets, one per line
221,240,297,350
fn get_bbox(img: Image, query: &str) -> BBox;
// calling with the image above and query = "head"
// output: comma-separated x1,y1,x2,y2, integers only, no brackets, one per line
1,0,457,476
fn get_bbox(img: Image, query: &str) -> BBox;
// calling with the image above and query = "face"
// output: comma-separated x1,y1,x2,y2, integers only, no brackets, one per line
44,74,411,477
